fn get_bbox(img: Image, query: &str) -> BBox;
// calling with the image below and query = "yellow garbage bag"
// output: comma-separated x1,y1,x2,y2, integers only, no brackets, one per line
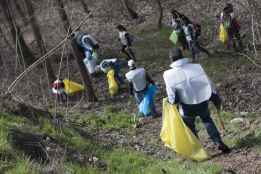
160,98,208,161
107,69,119,96
63,79,84,95
219,24,228,43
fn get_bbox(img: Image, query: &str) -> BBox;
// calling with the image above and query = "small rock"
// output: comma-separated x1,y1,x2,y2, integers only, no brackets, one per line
230,118,245,124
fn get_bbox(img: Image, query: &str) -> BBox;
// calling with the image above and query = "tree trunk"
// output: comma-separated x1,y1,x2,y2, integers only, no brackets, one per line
0,0,35,66
24,0,56,82
121,0,139,19
79,0,90,14
155,0,163,29
12,0,28,26
0,25,14,51
56,0,97,102
0,54,3,66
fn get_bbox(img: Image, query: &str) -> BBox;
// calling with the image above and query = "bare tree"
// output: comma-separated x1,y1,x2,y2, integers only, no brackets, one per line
0,25,14,51
0,54,3,66
0,0,35,66
12,0,28,25
79,0,90,14
121,0,139,19
56,0,97,102
155,0,163,29
24,0,56,82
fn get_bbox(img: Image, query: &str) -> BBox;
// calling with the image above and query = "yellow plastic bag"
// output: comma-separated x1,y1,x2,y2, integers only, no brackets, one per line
107,69,119,96
63,79,84,95
160,98,208,161
219,24,228,43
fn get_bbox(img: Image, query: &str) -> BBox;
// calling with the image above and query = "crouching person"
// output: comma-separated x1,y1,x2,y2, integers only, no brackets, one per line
125,60,157,121
98,58,126,86
52,78,67,103
73,30,99,75
163,48,230,153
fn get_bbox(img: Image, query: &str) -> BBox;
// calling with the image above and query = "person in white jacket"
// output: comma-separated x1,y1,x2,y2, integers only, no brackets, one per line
163,48,230,153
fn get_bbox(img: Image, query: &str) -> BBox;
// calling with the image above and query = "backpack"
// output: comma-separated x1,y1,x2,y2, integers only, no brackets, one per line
193,23,201,37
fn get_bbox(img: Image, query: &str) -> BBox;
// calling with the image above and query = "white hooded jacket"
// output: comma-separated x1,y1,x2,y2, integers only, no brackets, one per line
163,58,215,105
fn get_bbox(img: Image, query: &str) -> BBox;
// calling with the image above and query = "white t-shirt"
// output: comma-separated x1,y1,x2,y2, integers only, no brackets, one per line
119,31,128,46
126,68,147,92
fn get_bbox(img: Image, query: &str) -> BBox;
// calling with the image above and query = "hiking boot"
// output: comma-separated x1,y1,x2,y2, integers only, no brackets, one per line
218,143,231,154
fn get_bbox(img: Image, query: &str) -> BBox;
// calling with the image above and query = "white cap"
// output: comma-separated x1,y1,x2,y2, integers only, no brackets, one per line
128,59,135,69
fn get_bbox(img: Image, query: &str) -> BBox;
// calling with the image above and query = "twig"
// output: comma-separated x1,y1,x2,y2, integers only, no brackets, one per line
237,52,261,69
251,15,258,57
7,14,91,93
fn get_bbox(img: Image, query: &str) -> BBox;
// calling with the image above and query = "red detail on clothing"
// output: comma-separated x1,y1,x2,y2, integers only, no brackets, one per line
232,19,240,31
52,81,64,89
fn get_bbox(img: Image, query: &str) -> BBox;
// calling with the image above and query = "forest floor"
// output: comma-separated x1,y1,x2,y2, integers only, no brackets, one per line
1,26,261,174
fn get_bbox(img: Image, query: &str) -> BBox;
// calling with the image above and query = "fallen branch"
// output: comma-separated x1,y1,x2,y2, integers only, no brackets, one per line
237,52,261,69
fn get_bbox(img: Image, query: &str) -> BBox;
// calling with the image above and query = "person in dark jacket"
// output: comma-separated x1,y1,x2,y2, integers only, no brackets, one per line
72,30,99,75
219,3,243,50
181,17,210,61
170,10,189,50
116,25,136,61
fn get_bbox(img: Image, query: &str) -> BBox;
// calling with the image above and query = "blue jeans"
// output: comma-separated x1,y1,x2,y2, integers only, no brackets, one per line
134,89,156,117
181,101,223,144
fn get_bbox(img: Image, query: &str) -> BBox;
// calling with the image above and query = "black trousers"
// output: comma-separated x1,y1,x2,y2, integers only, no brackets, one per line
181,101,223,144
122,45,136,61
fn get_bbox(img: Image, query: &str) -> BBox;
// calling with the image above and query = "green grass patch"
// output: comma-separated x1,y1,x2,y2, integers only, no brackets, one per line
75,106,133,130
5,156,40,174
65,163,101,174
134,26,172,67
0,113,26,153
101,148,222,174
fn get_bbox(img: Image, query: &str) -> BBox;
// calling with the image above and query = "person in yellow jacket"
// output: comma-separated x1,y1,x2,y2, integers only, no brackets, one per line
163,48,230,153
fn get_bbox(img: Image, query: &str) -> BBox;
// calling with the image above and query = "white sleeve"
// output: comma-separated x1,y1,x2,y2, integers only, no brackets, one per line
208,77,217,94
163,73,176,104
166,83,176,104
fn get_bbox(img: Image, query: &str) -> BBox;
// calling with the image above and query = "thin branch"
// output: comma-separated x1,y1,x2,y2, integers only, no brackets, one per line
7,14,91,93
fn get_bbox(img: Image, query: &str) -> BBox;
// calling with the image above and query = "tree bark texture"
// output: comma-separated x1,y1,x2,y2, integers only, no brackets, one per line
56,0,97,102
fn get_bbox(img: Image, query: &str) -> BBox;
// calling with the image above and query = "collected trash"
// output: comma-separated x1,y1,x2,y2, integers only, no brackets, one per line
230,117,245,124
63,79,84,95
138,85,157,116
83,51,98,74
107,69,119,96
219,24,228,43
160,98,208,161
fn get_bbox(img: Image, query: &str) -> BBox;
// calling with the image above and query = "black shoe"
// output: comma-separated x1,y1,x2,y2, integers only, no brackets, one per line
218,143,231,154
